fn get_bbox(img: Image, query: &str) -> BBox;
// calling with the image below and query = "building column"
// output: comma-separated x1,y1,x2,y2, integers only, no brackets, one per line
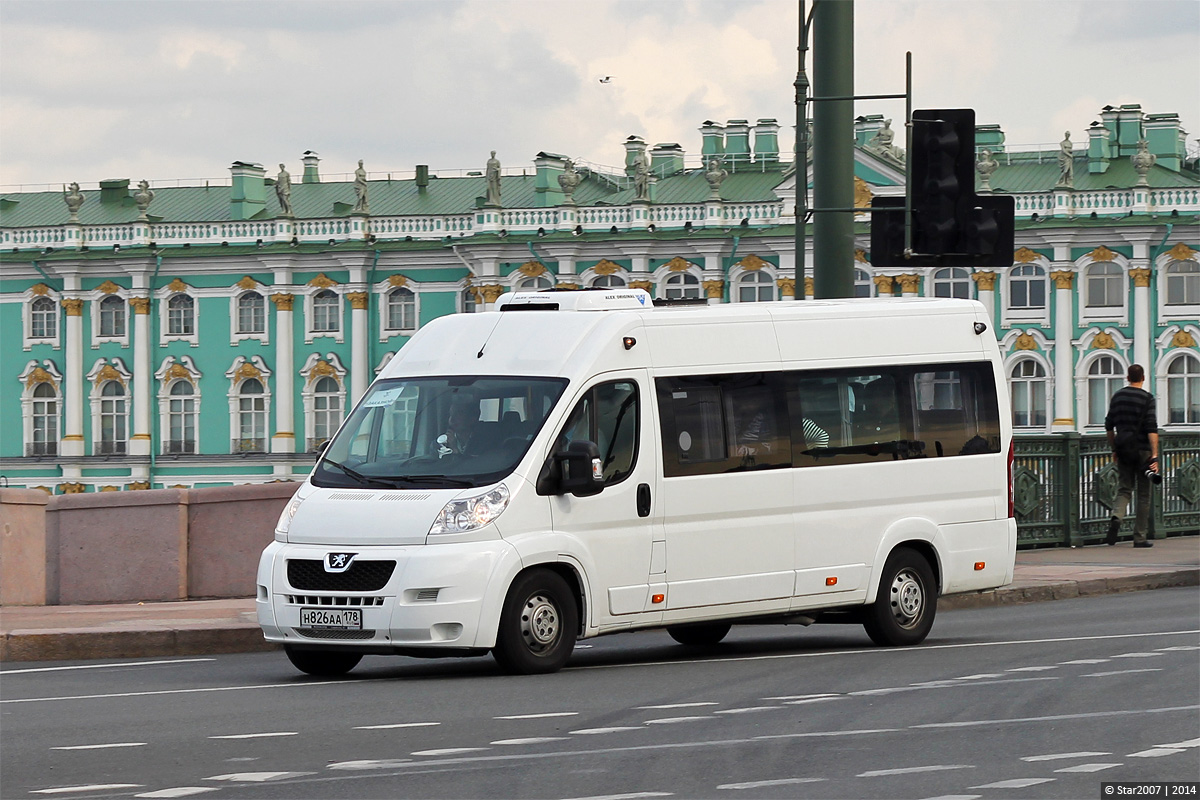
129,297,152,458
873,274,895,297
702,280,724,305
897,273,921,297
479,284,506,311
971,271,998,324
804,276,814,300
348,291,369,404
60,297,85,459
775,277,795,300
270,293,295,455
1050,270,1076,430
1129,267,1152,373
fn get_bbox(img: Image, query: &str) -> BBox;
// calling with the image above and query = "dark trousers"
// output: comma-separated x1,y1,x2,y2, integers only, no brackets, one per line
1114,449,1152,543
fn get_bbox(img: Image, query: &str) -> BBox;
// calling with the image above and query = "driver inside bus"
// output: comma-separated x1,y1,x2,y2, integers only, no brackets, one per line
436,397,481,456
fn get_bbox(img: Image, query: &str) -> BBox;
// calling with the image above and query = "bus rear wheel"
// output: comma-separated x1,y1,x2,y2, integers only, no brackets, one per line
492,568,578,675
284,645,362,676
667,622,732,647
863,547,936,647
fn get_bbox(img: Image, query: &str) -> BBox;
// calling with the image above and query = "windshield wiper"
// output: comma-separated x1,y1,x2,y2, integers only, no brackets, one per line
387,474,476,488
322,458,406,489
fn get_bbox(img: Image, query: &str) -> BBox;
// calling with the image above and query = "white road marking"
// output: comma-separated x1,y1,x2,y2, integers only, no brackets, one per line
717,778,826,789
713,707,780,715
571,727,644,735
1059,659,1109,664
1006,665,1058,672
1112,652,1165,658
919,796,981,800
327,760,414,770
2,658,214,675
858,765,973,777
1054,763,1121,773
636,702,718,710
783,697,843,705
208,732,297,739
1157,645,1200,651
2,678,348,705
492,737,571,745
51,742,147,750
411,747,490,756
913,705,1198,729
1129,748,1186,757
763,694,838,701
643,716,713,725
755,728,899,741
1082,668,1163,677
1021,751,1112,761
134,790,219,798
204,772,312,782
970,778,1055,789
851,676,1060,696
954,674,1003,680
353,722,440,730
32,786,142,795
494,712,579,720
1157,738,1200,748
561,794,672,800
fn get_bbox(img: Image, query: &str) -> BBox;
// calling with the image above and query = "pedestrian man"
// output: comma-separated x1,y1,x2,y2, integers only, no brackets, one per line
1104,364,1159,547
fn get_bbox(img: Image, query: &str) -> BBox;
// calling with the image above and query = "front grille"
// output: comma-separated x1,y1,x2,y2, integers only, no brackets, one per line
294,628,377,640
287,559,397,591
285,595,385,606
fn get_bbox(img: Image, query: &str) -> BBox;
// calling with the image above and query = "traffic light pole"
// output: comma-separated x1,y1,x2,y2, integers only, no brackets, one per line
811,0,854,299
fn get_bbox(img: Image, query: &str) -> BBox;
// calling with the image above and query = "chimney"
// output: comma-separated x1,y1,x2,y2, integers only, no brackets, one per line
624,136,647,178
699,121,725,161
650,143,684,177
99,178,130,205
753,118,780,164
1144,113,1186,172
1116,104,1144,156
724,119,751,166
854,115,885,146
229,161,267,220
302,151,320,184
974,124,1005,153
415,164,429,192
533,152,567,207
1088,121,1112,174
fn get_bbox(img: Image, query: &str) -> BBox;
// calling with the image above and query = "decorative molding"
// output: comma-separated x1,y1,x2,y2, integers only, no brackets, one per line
1050,270,1076,289
555,282,579,290
30,283,51,296
853,176,872,208
270,292,295,311
853,249,868,264
776,277,796,298
93,363,125,388
629,279,654,292
1014,247,1040,263
873,275,895,293
346,291,369,310
737,253,769,271
61,297,84,316
166,278,190,293
168,362,193,380
1088,245,1117,262
1015,332,1039,350
702,280,724,299
127,481,151,491
1129,268,1152,288
308,273,338,289
236,276,258,291
479,284,506,303
1172,330,1197,348
387,274,409,287
96,280,122,295
99,486,120,492
518,260,547,277
896,273,921,293
24,365,59,390
1166,242,1196,261
971,271,998,291
236,361,262,380
129,296,151,314
664,256,693,272
58,483,87,494
1092,332,1116,350
593,259,622,276
804,276,814,297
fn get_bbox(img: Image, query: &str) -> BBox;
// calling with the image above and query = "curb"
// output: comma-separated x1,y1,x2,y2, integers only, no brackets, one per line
3,572,1197,663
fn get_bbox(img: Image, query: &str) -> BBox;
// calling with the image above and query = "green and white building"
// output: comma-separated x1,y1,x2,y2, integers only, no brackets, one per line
2,103,1197,492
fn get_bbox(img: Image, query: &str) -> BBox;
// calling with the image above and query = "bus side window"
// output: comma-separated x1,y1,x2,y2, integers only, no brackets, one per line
555,380,640,485
911,367,1000,456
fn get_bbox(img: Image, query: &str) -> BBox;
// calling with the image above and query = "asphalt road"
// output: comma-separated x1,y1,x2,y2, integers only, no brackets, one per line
2,588,1198,800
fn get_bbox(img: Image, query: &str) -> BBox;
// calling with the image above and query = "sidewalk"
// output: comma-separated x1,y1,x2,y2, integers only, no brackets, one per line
2,536,1196,663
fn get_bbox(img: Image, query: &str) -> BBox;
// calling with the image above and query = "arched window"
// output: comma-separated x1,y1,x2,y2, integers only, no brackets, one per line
386,287,416,331
236,378,267,452
99,295,126,337
1087,355,1123,426
1009,359,1047,428
1166,353,1200,424
167,294,195,335
313,376,342,448
932,268,971,299
1166,261,1199,306
237,292,265,334
1009,264,1047,309
517,275,553,291
854,269,871,298
312,290,339,333
31,382,58,456
167,381,197,454
98,381,127,454
1086,263,1123,308
591,274,626,289
462,287,478,314
31,296,56,339
664,272,700,300
738,271,775,302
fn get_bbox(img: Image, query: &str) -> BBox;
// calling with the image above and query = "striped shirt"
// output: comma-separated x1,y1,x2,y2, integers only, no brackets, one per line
1104,386,1156,447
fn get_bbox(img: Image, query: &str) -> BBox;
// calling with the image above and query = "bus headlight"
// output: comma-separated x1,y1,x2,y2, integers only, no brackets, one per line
430,484,510,534
275,494,304,540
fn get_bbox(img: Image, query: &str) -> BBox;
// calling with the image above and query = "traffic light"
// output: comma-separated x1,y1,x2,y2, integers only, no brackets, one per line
961,195,1015,265
869,197,907,269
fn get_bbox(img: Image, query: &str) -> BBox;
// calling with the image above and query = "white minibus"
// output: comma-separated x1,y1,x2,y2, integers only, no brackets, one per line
257,289,1016,676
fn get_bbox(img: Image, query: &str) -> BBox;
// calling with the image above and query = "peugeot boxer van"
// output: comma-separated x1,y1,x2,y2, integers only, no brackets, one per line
257,289,1016,676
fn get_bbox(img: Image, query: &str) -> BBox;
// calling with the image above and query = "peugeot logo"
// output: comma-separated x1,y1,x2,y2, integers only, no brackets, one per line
325,552,357,573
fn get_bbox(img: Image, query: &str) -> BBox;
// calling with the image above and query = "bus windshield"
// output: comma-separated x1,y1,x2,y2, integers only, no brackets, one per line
312,376,569,490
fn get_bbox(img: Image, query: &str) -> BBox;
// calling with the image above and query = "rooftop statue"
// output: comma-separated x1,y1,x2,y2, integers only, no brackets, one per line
1056,132,1074,188
353,160,369,215
275,164,293,217
1131,139,1157,186
632,149,651,202
705,157,728,200
63,182,84,222
485,151,502,207
133,180,155,220
866,119,905,163
557,159,581,203
977,149,999,192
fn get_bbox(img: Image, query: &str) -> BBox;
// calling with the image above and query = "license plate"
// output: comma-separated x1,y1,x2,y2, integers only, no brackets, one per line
300,607,362,630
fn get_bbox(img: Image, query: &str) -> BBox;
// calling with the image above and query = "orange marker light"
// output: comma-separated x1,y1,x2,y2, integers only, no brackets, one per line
825,577,838,586
974,562,986,571
651,593,665,604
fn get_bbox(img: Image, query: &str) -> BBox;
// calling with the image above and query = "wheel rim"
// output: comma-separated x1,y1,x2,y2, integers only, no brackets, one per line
888,568,925,629
521,593,561,654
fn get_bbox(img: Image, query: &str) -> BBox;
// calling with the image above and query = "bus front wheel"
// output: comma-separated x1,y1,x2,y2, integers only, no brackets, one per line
863,547,936,647
667,622,732,647
284,645,362,677
492,568,579,674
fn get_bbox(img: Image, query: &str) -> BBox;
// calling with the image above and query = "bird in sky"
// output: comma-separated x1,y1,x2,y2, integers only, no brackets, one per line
599,76,613,83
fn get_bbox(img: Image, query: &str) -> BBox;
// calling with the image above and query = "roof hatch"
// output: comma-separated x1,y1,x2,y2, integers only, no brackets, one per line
496,288,651,312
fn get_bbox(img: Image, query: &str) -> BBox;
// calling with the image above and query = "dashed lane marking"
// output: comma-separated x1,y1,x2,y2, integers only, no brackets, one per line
1058,659,1109,665
713,707,780,715
2,659,214,675
32,786,142,795
643,716,714,725
1158,738,1200,748
411,747,490,756
636,702,718,710
491,738,571,745
51,742,147,750
204,773,313,782
970,778,1055,789
327,760,414,770
134,790,219,798
717,778,826,789
1006,665,1058,672
495,712,579,720
858,765,973,777
1129,748,1187,757
353,722,440,730
1054,763,1121,773
1081,668,1163,677
570,727,644,735
912,705,1197,729
918,796,981,800
762,694,838,701
561,794,672,800
208,732,298,739
782,697,844,705
1112,652,1165,658
1021,751,1112,761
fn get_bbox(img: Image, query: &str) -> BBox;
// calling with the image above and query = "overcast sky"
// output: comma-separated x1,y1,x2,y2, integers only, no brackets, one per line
2,0,1197,189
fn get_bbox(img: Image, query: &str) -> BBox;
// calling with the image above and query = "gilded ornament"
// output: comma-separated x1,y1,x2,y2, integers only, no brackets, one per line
1088,245,1117,263
1014,247,1040,263
479,284,506,304
1092,332,1116,350
971,271,998,291
854,249,868,264
628,279,654,292
237,276,258,291
555,282,579,290
776,277,796,297
1015,332,1038,351
1129,268,1152,288
1166,243,1197,261
308,273,338,289
97,280,122,295
873,275,895,293
897,274,921,293
1171,330,1197,348
738,254,769,271
58,482,87,494
387,274,409,287
347,291,369,310
804,276,814,297
1050,270,1076,289
127,481,151,491
664,256,693,272
94,363,125,388
311,360,335,378
167,362,193,380
26,366,57,390
61,297,84,316
166,278,189,293
30,283,51,296
99,485,119,492
702,280,724,299
33,486,52,494
593,259,622,276
128,296,151,314
518,260,547,277
270,293,295,311
238,361,263,379
853,176,872,209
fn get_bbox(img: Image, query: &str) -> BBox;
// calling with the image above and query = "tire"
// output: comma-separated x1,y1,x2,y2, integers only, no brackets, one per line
863,547,937,647
284,645,362,677
667,622,732,647
492,569,579,675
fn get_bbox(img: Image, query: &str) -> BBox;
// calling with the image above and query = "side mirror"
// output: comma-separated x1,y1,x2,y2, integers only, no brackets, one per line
316,440,330,454
537,440,605,497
